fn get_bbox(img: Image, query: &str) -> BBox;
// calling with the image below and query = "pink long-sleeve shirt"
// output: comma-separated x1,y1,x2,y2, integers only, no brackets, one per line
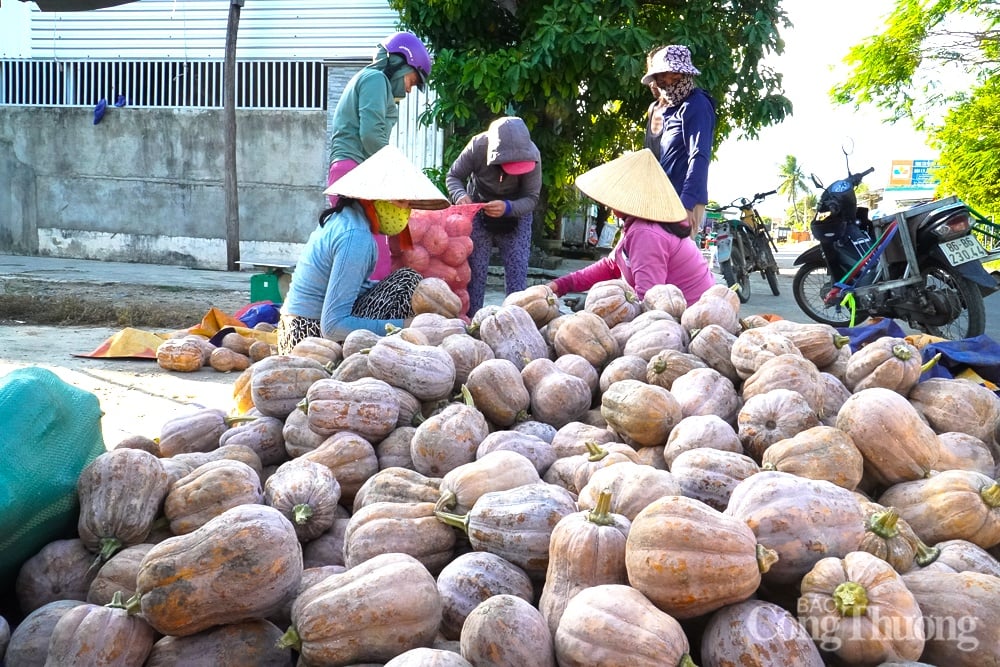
552,216,714,304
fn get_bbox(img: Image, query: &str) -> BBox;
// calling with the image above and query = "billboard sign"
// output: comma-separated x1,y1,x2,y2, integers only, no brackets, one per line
889,159,939,188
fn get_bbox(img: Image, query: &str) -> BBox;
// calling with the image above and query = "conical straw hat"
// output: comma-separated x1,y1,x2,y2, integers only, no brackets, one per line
574,149,687,223
323,144,450,210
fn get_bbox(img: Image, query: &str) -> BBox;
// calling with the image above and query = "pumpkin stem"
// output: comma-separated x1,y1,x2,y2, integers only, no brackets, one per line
98,537,123,562
410,411,426,426
920,352,942,373
867,507,900,539
434,510,471,534
106,590,127,611
914,537,941,567
832,333,851,349
275,626,302,651
980,482,1000,508
459,385,475,407
434,490,457,514
760,461,776,472
584,441,608,462
755,544,779,574
292,503,313,525
833,581,868,617
586,489,616,526
385,323,402,336
223,415,257,427
123,592,143,615
891,343,913,361
677,655,698,667
296,397,309,414
651,358,667,374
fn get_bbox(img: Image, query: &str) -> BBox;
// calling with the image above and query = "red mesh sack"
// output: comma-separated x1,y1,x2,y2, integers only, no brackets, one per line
402,204,483,295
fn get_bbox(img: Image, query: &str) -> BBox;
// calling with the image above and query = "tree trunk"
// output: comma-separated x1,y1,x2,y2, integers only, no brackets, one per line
224,0,243,271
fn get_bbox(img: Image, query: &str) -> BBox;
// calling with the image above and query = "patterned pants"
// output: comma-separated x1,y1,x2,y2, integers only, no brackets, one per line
277,267,421,354
466,211,532,316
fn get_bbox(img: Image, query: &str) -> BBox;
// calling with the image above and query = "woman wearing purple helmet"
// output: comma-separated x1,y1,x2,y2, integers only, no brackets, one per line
325,31,433,280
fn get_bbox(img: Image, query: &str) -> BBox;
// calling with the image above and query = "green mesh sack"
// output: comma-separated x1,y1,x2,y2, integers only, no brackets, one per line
0,367,106,586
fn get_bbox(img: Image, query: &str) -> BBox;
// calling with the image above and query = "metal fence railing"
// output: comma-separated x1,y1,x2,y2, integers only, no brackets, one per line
0,58,326,110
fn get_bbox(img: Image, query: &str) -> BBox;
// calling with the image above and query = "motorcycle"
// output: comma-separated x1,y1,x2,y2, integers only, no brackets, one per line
709,191,782,303
792,151,998,340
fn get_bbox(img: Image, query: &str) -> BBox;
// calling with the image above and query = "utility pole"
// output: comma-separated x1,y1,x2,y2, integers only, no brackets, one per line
224,0,244,271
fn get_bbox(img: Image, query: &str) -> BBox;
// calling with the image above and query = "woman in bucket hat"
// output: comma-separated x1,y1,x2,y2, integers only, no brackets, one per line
643,44,717,239
278,145,450,351
325,31,434,283
546,149,714,305
446,116,542,317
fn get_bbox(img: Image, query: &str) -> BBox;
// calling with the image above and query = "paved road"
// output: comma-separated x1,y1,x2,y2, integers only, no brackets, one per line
732,246,1000,337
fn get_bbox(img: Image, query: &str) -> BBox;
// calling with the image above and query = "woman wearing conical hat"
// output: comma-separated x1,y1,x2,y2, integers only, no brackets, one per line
546,149,715,305
278,145,450,352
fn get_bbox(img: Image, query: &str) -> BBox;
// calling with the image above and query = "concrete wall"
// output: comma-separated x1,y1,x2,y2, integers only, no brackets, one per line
0,105,326,268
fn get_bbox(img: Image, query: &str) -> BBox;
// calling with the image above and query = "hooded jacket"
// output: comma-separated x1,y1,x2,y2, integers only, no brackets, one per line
445,117,542,218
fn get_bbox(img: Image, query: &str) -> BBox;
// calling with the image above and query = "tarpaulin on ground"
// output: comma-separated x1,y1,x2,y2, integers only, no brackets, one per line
73,306,277,359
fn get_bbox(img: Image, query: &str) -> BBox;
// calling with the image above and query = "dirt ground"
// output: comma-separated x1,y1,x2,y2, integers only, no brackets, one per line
0,280,253,448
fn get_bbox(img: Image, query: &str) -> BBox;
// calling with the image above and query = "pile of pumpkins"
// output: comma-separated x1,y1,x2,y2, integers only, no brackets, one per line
3,276,1000,667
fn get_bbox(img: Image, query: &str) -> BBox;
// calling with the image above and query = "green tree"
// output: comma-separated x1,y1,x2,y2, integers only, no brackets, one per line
777,155,810,229
389,0,793,239
784,192,817,232
831,1,1000,212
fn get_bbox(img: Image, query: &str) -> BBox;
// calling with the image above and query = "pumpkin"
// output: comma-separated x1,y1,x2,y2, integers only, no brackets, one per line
208,346,252,373
458,594,556,666
741,352,824,415
366,335,457,402
857,502,940,572
687,323,741,384
550,421,618,458
385,648,473,667
329,350,375,382
836,387,940,488
538,489,631,636
77,448,170,561
301,377,399,442
343,501,457,574
663,414,742,467
410,386,490,477
934,431,997,476
669,366,742,424
798,551,925,664
598,354,649,393
164,459,264,535
279,552,441,666
411,276,463,318
503,283,561,327
669,447,760,511
87,543,156,605
521,358,593,429
435,482,577,580
250,354,331,419
288,335,343,367
410,314,471,346
553,584,693,667
877,469,1000,549
917,538,1000,576
584,279,642,328
156,337,205,372
301,523,350,571
680,286,741,335
600,379,682,448
281,406,327,458
844,336,922,394
4,600,85,667
264,458,342,542
609,310,677,351
341,328,382,357
554,353,600,395
730,327,801,380
144,619,293,667
738,388,821,461
701,599,824,667
575,461,681,520
724,471,869,586
475,430,558,476
45,592,157,666
160,443,264,486
15,539,95,615
641,282,687,319
440,333,495,391
465,358,531,427
645,348,707,391
548,440,637,495
352,466,441,511
620,318,688,361
908,377,1000,448
157,407,248,457
552,310,619,369
136,504,302,637
436,551,534,641
375,424,417,469
217,414,287,467
900,569,1000,666
761,425,865,490
477,304,550,370
435,450,541,515
762,320,850,368
818,371,852,426
299,431,379,508
625,494,776,619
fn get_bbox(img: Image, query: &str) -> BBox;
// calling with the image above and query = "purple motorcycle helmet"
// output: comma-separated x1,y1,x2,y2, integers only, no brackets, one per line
381,31,433,91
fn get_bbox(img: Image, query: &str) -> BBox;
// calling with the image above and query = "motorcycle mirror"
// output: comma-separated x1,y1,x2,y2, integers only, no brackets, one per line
810,173,824,189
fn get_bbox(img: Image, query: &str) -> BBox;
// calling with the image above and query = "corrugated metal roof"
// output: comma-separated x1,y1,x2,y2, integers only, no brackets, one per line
27,0,401,60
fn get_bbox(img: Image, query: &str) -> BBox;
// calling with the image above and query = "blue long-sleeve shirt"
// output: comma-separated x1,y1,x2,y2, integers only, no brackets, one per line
280,203,403,341
645,88,717,211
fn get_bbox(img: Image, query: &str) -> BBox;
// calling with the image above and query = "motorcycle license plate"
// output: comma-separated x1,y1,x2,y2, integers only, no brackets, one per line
940,236,988,266
715,234,732,262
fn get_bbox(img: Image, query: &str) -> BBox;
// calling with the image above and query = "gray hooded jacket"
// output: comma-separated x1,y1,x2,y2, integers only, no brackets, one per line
445,116,542,217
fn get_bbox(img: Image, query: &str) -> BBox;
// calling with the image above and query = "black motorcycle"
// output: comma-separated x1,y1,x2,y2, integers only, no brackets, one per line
709,191,782,303
792,154,997,339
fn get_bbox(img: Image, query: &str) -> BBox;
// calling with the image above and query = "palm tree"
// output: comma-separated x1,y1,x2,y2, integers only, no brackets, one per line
777,155,810,230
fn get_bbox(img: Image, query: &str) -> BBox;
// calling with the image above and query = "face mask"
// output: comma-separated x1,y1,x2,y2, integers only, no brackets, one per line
372,200,411,236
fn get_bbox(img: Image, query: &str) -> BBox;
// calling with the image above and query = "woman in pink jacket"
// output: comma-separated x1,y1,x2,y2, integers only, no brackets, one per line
547,148,715,305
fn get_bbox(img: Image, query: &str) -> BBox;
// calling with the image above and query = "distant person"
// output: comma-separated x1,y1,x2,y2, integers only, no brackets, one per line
546,149,714,305
642,44,717,239
326,31,433,281
446,116,541,316
278,145,449,351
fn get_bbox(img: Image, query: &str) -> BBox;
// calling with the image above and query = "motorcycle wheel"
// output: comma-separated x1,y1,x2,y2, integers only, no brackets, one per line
764,267,781,296
792,260,869,327
756,239,781,296
721,245,751,303
919,264,986,339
